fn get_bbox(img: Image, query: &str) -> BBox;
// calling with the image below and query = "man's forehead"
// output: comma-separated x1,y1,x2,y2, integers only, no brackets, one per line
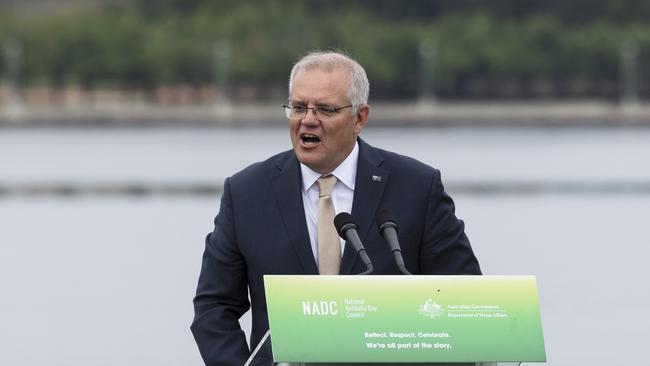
294,67,349,83
291,68,349,101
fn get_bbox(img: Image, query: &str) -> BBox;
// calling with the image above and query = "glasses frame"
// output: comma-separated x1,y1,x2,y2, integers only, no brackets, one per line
282,104,354,119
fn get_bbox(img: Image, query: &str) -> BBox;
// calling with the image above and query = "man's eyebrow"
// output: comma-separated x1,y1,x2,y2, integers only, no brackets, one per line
314,102,336,107
290,101,337,107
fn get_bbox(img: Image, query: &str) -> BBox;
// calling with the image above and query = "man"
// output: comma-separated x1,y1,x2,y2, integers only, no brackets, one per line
191,51,481,366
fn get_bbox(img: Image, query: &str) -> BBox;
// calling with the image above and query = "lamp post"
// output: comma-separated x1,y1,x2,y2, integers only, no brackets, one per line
418,38,436,108
2,38,24,121
620,40,639,108
213,39,232,117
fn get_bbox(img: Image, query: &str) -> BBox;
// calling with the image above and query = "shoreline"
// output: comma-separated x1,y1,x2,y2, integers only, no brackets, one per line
2,100,650,128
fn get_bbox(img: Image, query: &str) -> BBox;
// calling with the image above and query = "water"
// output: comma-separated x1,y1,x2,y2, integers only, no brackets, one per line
2,127,650,185
1,126,649,365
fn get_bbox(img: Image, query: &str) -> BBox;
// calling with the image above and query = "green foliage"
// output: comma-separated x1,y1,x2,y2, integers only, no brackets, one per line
1,1,650,97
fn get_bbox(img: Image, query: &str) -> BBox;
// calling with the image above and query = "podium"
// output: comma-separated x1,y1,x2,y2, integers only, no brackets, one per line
247,332,518,365
245,275,545,365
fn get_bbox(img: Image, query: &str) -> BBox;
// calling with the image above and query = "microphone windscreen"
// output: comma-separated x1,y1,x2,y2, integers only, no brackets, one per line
334,212,356,236
375,208,398,228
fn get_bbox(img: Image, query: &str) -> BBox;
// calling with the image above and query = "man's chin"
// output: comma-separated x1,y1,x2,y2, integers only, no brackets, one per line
295,151,327,173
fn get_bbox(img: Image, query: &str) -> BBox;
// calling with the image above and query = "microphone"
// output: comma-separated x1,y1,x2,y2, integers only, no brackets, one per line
376,208,412,275
334,212,374,275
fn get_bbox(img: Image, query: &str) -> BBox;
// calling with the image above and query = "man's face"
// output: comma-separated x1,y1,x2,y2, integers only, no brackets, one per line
289,68,368,174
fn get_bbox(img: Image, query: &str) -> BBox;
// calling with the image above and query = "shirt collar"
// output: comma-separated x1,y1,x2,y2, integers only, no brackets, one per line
301,140,359,193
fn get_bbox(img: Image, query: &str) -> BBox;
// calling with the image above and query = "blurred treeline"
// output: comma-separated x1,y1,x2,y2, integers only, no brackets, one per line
1,0,649,100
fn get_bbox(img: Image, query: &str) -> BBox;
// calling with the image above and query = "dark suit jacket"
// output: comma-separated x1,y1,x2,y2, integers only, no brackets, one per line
191,139,481,366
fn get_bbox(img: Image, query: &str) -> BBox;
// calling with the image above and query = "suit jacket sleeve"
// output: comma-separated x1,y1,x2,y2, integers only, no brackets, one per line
191,177,251,366
420,169,481,275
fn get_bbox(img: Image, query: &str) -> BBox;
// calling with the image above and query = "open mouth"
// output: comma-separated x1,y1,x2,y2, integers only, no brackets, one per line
301,133,321,145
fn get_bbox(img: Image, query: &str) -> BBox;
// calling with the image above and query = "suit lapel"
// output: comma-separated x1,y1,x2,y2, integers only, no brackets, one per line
340,139,389,274
270,152,319,274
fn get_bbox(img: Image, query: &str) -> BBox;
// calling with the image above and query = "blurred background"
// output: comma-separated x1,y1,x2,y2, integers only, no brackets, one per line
1,1,649,365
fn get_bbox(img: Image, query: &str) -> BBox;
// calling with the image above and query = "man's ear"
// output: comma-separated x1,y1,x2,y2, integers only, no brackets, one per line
353,105,370,135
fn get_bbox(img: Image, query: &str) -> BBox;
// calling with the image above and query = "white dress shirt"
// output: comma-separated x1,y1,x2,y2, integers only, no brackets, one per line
300,141,359,265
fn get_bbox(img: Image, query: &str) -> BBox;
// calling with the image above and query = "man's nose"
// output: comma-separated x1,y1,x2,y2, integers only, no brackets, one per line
301,108,319,124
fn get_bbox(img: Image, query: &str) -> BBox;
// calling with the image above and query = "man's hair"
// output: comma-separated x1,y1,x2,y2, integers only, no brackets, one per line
288,50,369,113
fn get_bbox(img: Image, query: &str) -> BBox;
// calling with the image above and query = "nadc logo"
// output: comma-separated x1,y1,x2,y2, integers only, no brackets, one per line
302,300,339,316
418,298,444,318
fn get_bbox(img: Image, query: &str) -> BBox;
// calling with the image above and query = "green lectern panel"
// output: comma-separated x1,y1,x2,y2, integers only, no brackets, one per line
265,275,546,363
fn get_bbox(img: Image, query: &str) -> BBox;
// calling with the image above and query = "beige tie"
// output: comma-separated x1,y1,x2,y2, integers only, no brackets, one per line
317,175,340,275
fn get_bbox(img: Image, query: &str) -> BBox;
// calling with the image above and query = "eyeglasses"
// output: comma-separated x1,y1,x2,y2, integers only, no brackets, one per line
283,104,353,119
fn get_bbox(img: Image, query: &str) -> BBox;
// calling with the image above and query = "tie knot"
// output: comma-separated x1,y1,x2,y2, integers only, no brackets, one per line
317,175,337,197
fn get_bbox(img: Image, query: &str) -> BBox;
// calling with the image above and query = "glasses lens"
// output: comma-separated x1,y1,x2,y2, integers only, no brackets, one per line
292,106,307,118
284,105,349,119
316,107,335,118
